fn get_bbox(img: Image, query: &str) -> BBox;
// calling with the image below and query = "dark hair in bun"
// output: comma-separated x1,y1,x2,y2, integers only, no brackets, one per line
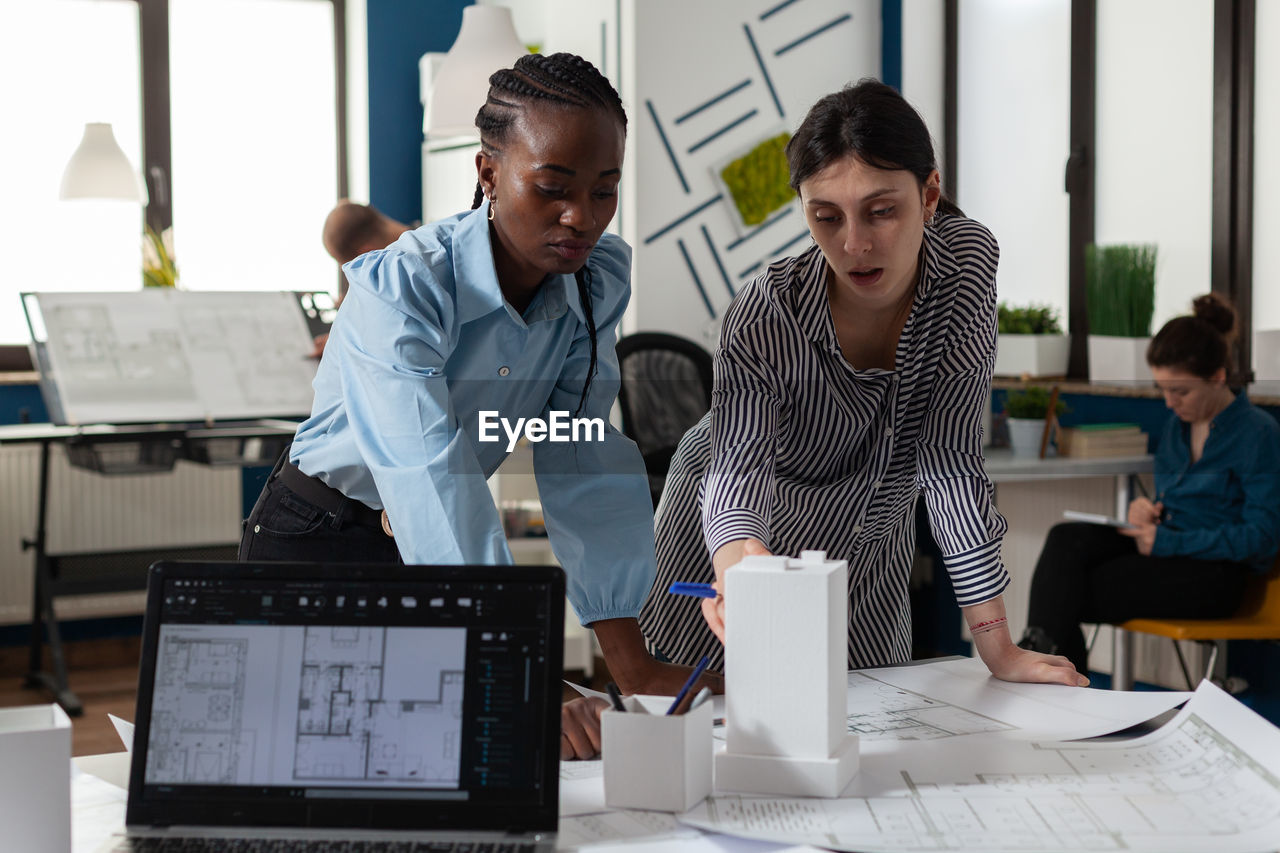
1146,292,1237,380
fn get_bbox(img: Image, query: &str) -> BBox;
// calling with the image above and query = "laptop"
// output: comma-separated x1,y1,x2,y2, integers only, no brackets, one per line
105,560,565,852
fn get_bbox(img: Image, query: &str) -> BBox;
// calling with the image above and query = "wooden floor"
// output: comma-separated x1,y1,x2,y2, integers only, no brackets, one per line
0,663,139,757
0,636,608,758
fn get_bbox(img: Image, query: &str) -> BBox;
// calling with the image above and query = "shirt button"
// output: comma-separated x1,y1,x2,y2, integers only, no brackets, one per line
852,524,863,534
873,481,881,490
498,366,510,377
884,427,893,438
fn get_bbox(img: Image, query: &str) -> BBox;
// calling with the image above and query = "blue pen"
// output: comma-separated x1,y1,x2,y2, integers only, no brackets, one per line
666,655,710,715
668,582,717,599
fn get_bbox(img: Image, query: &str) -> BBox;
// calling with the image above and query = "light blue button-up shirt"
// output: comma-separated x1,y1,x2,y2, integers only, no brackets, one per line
289,202,656,625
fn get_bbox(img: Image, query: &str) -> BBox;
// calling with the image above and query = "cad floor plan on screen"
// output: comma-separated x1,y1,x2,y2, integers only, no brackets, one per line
145,624,466,788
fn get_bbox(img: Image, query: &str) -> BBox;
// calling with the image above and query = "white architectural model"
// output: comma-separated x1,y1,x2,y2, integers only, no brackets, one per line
716,550,859,797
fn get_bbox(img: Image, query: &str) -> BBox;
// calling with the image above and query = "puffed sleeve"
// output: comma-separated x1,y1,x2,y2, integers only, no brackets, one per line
532,235,658,625
335,248,512,567
915,220,1010,606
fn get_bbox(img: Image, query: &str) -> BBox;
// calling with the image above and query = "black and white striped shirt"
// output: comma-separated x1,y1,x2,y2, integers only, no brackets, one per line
639,214,1009,670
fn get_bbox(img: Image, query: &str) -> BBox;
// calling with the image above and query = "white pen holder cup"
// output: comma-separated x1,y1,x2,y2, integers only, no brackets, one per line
602,695,713,812
0,703,72,853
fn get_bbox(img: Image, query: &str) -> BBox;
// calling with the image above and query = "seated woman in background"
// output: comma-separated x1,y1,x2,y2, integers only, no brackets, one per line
1019,293,1280,674
639,79,1084,688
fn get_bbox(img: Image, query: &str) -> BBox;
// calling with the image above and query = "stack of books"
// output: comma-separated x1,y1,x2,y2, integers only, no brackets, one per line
1056,423,1149,458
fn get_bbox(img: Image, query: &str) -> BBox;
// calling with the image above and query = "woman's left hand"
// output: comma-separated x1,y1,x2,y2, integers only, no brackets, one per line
1118,521,1157,555
983,644,1089,687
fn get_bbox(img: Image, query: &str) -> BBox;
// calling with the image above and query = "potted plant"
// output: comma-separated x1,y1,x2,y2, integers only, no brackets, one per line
1003,386,1067,457
1086,243,1156,385
994,302,1069,378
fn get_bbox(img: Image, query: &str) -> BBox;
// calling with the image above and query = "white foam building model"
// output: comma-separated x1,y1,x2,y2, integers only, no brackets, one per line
715,549,859,797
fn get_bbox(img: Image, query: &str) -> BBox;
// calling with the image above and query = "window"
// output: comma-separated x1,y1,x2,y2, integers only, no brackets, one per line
957,0,1071,321
168,0,338,292
0,0,343,346
0,0,144,345
1095,0,1214,331
1253,0,1278,375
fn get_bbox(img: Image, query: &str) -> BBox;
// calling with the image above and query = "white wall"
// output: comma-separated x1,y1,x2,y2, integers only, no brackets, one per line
1254,0,1280,350
957,0,1071,322
621,0,880,347
901,0,945,180
1095,0,1214,334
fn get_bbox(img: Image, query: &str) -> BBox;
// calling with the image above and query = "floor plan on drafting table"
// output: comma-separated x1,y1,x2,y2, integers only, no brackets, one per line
144,624,466,788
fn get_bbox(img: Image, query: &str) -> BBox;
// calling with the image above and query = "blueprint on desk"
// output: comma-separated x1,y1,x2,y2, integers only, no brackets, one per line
682,681,1280,852
569,657,1189,752
559,658,1191,819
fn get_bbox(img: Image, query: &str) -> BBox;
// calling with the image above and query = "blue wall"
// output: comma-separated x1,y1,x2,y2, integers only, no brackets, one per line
366,0,472,225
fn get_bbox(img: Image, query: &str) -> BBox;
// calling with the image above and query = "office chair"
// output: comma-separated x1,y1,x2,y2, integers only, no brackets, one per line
1111,558,1280,690
614,332,714,508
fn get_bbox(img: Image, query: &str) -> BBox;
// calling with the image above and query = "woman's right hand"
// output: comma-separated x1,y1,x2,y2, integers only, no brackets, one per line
703,537,773,643
1127,497,1164,527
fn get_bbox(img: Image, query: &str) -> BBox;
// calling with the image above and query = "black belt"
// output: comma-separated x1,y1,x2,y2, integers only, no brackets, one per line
274,460,383,529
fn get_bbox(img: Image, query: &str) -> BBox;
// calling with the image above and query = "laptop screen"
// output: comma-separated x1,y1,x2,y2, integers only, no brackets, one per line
126,561,564,833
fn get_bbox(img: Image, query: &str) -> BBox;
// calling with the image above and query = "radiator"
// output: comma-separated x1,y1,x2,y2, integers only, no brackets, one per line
0,444,243,625
993,475,1208,690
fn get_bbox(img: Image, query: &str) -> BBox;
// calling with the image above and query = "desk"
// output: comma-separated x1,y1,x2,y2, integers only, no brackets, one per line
983,447,1153,516
0,420,297,715
983,449,1155,690
66,660,1229,853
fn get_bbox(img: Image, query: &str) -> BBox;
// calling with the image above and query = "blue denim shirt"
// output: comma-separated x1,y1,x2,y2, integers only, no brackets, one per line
1152,391,1280,571
290,202,655,625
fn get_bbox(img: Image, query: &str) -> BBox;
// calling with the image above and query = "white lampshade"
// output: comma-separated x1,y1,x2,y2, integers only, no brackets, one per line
424,5,527,140
59,122,144,202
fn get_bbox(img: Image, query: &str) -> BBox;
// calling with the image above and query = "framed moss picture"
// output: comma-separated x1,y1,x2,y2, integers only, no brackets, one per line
712,130,794,234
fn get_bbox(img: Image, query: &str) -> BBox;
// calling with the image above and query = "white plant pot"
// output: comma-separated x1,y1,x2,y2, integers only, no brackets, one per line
1253,329,1280,398
1007,417,1049,457
1088,335,1153,386
994,334,1071,378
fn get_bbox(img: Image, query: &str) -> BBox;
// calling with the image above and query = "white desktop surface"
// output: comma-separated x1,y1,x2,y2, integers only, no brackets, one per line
69,659,1211,853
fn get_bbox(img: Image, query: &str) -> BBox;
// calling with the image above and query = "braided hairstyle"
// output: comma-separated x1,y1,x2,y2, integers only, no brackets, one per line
471,52,628,415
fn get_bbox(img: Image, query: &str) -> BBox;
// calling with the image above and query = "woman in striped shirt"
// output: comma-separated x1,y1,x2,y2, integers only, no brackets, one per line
639,80,1085,687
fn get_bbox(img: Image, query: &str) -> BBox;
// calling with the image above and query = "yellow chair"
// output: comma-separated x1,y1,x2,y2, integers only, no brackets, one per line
1117,560,1280,689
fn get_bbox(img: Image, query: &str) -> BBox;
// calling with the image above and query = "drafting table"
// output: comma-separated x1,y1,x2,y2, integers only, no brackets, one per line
0,419,298,716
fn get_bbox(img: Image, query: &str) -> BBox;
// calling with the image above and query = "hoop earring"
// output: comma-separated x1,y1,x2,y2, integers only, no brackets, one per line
488,197,496,221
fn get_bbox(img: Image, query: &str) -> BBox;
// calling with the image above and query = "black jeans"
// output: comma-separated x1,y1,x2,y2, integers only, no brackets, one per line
238,452,402,565
1025,522,1250,674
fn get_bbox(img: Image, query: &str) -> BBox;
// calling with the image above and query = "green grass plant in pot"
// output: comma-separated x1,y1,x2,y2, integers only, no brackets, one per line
1004,386,1068,457
1086,243,1156,384
994,302,1068,378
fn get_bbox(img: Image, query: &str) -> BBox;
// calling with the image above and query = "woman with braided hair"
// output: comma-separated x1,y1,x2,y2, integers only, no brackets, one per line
241,53,705,712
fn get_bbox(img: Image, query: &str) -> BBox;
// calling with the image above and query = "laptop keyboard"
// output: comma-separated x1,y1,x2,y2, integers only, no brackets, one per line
108,841,539,852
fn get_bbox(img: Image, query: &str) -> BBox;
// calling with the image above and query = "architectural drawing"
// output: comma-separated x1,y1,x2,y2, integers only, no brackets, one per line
844,671,1013,741
293,626,464,784
714,671,1014,744
177,303,317,407
685,684,1280,852
47,303,199,404
28,290,317,423
144,636,254,785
